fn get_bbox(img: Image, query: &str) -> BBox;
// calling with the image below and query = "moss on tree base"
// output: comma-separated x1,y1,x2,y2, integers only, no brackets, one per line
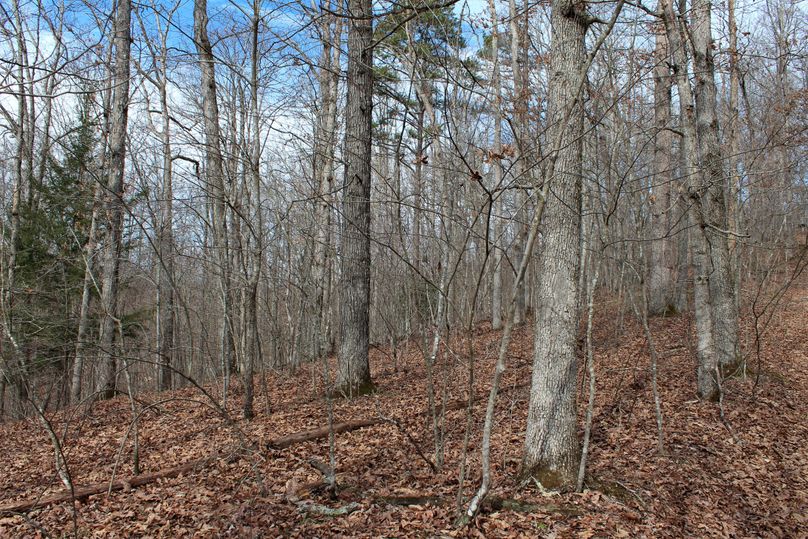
331,378,376,399
519,462,577,492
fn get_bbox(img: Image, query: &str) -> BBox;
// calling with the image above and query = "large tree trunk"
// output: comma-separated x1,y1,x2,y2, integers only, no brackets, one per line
521,0,586,489
648,24,676,315
691,0,740,375
97,0,132,400
336,0,374,396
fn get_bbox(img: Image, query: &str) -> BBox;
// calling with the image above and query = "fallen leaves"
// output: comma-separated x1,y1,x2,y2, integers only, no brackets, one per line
1,284,807,537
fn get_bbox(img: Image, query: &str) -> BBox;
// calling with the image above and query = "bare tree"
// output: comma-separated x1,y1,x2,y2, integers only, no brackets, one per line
97,0,132,400
508,0,529,326
691,0,740,375
310,0,343,361
648,21,676,315
194,0,234,401
489,0,504,331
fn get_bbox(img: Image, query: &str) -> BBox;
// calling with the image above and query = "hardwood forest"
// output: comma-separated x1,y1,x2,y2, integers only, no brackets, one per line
0,0,806,536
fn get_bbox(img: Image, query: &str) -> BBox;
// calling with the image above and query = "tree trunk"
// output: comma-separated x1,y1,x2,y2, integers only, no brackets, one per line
194,0,233,395
661,0,718,400
691,0,740,375
490,3,504,331
521,0,586,489
509,0,529,325
156,32,175,392
73,182,102,403
648,23,676,315
1,0,32,417
411,105,425,338
726,0,741,310
311,3,342,361
73,39,116,403
97,0,132,400
243,0,264,419
336,0,374,396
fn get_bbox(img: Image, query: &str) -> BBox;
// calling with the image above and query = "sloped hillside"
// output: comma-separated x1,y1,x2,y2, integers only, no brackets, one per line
1,287,806,537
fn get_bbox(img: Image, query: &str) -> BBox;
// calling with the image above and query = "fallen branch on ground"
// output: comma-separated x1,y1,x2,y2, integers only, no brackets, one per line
3,383,533,515
0,455,217,514
266,419,381,449
296,501,360,516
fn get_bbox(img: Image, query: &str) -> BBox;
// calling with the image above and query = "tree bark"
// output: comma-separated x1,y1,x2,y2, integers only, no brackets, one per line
73,38,117,404
490,7,504,331
97,0,132,400
194,0,233,395
336,0,374,396
156,23,175,393
311,2,342,361
661,0,718,400
691,0,740,375
726,0,741,310
1,0,33,417
73,183,102,403
521,0,587,489
509,0,529,326
242,0,264,419
648,23,676,316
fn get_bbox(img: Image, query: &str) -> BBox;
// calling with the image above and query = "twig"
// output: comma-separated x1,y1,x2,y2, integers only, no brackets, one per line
376,411,438,473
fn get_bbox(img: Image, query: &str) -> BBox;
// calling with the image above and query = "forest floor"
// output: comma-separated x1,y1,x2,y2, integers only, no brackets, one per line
1,280,807,538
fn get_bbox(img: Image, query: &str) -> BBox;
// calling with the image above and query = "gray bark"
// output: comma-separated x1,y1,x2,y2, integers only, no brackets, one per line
97,0,132,400
521,0,587,489
194,0,234,395
311,3,342,361
1,0,32,416
336,0,374,396
489,2,503,331
648,24,676,315
72,182,102,403
156,20,175,393
73,37,116,403
661,0,718,400
727,0,741,309
691,0,740,375
243,0,263,419
508,0,529,325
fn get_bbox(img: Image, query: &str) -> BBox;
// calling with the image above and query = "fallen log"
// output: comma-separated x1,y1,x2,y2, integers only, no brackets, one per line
0,456,211,514
1,383,532,515
0,420,383,515
375,494,445,506
296,501,360,516
267,419,381,449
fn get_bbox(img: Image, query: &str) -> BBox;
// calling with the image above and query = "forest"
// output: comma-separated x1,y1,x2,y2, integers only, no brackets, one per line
0,0,806,535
